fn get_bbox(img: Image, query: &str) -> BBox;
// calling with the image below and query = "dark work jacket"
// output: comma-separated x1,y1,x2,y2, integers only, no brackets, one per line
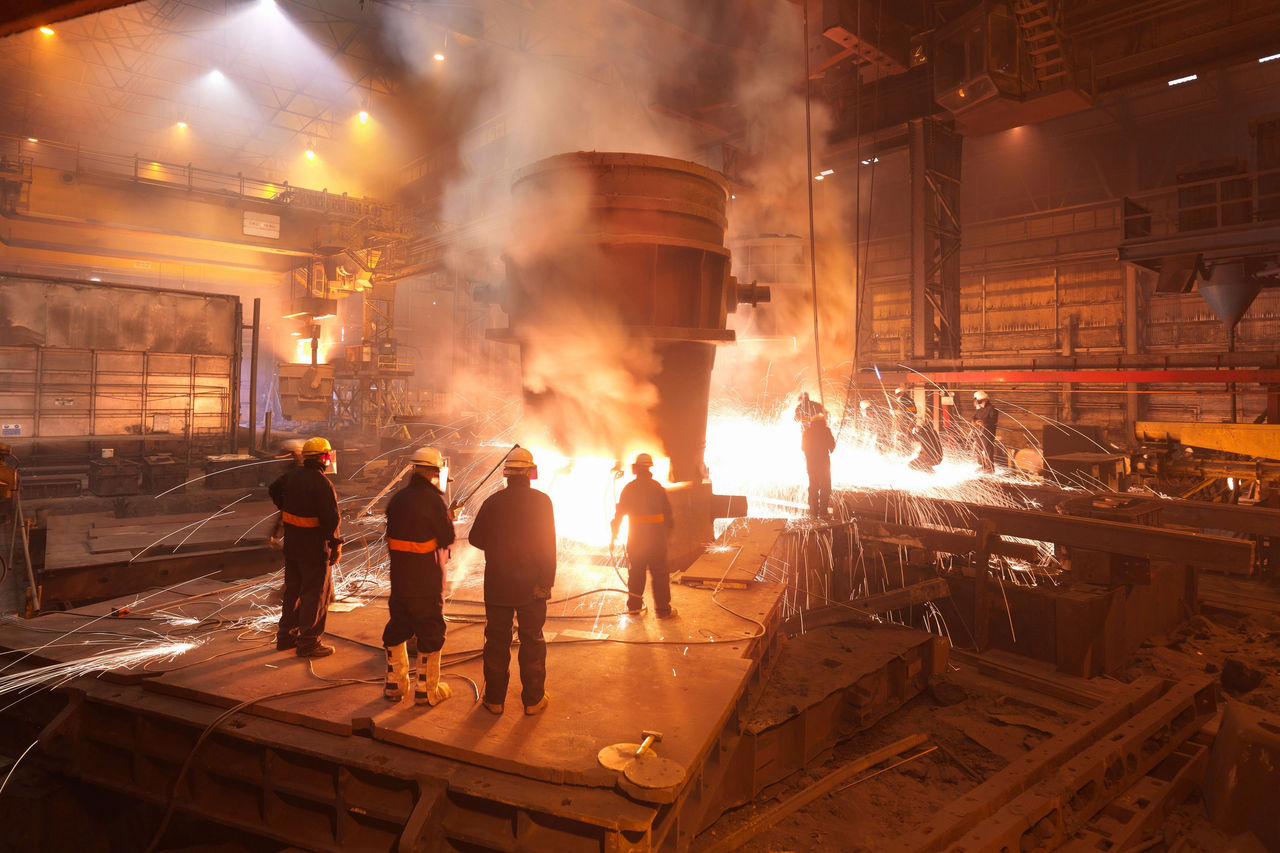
972,404,998,441
801,421,836,473
612,474,674,557
911,422,944,468
468,477,557,606
896,394,917,417
385,474,456,598
268,462,340,559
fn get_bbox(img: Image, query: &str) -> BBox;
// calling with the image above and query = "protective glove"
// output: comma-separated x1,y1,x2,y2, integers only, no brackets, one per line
328,540,344,566
267,535,283,551
533,585,551,601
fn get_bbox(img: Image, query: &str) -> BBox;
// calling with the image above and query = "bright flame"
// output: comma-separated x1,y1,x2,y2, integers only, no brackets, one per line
295,337,338,363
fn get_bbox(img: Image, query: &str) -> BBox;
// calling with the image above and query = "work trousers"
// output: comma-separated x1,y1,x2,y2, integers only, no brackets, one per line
975,434,996,473
382,594,446,653
806,464,832,516
278,552,332,648
482,599,547,708
627,551,672,615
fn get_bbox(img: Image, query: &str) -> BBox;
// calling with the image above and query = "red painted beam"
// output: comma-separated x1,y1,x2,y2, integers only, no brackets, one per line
904,369,1280,385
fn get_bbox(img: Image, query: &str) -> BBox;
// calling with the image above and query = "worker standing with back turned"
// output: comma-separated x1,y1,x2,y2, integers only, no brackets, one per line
382,447,456,706
469,447,556,716
801,415,837,516
611,452,677,619
268,436,342,658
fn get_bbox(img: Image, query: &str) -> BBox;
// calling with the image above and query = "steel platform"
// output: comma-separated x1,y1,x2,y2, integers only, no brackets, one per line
0,524,945,852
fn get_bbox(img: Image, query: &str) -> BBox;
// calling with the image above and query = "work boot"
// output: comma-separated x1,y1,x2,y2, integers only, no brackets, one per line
414,651,453,706
524,694,549,716
657,608,679,620
296,641,335,658
275,633,297,652
384,643,410,702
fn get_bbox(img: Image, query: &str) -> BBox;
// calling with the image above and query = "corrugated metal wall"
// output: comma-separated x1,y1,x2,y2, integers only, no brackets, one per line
0,275,238,451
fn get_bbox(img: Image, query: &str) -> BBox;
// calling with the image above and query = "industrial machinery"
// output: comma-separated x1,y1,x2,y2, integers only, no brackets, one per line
484,151,769,557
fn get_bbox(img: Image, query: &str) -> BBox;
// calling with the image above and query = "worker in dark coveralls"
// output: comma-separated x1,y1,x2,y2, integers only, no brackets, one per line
971,390,999,473
801,415,837,516
611,452,677,619
382,446,457,706
268,436,342,658
909,418,945,474
469,447,556,716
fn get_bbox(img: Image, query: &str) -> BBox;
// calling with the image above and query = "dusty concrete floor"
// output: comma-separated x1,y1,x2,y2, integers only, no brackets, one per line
695,572,1280,853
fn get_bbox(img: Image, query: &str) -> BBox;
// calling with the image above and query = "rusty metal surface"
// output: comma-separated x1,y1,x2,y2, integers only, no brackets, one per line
949,677,1218,853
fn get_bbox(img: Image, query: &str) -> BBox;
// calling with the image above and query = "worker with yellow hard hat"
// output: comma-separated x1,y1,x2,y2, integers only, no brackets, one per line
611,452,677,618
267,436,343,657
468,446,556,716
381,446,457,706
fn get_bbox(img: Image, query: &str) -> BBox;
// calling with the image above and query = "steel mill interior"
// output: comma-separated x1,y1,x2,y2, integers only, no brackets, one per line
1,1,1280,851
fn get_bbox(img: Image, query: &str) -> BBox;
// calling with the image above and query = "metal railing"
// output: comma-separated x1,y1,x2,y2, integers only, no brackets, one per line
1122,165,1280,240
0,133,406,230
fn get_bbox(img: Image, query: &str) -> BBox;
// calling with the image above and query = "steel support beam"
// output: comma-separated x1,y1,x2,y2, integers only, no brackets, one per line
909,117,962,360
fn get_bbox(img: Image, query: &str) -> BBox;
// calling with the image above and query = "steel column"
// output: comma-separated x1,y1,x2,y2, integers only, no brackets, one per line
908,117,963,360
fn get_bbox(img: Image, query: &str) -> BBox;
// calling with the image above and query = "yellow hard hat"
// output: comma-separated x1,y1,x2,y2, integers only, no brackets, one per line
411,446,445,468
302,437,332,456
504,447,535,469
633,452,654,468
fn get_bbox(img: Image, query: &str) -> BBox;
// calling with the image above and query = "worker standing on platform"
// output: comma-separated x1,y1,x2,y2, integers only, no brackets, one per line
909,418,945,474
381,447,456,706
469,447,556,716
801,415,837,516
972,390,999,474
894,386,917,454
268,436,342,658
611,453,677,619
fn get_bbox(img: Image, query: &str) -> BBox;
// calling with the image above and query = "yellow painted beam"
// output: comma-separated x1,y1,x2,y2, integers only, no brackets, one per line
1137,421,1280,460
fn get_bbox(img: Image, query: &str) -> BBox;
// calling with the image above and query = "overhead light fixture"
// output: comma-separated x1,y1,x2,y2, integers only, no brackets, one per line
208,69,225,81
819,169,835,176
38,26,54,36
1260,53,1280,63
1167,74,1198,86
304,148,316,162
813,174,824,181
89,277,101,281
176,121,188,128
861,156,880,165
26,137,37,142
358,110,369,125
433,52,445,62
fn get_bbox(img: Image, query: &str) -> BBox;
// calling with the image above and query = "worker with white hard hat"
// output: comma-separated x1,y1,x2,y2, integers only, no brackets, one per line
971,390,999,474
381,446,457,707
468,446,556,716
611,452,677,618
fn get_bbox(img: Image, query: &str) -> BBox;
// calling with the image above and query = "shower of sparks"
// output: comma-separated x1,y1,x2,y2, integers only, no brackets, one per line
0,387,1074,704
0,639,199,705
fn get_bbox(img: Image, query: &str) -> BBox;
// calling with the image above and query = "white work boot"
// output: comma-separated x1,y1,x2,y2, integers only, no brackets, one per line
383,643,410,702
415,650,453,706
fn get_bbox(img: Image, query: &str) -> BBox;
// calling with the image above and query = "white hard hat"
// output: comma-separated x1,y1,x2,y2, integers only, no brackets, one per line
895,386,906,396
504,447,536,469
411,446,445,468
974,390,989,402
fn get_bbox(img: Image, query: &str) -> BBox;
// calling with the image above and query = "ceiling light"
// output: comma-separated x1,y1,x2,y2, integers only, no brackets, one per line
433,53,445,62
304,149,316,162
813,174,824,181
176,121,187,128
1167,74,1197,86
358,110,369,125
208,69,225,82
26,137,37,142
819,169,834,176
38,26,54,36
861,156,880,165
1261,53,1280,63
89,277,101,281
